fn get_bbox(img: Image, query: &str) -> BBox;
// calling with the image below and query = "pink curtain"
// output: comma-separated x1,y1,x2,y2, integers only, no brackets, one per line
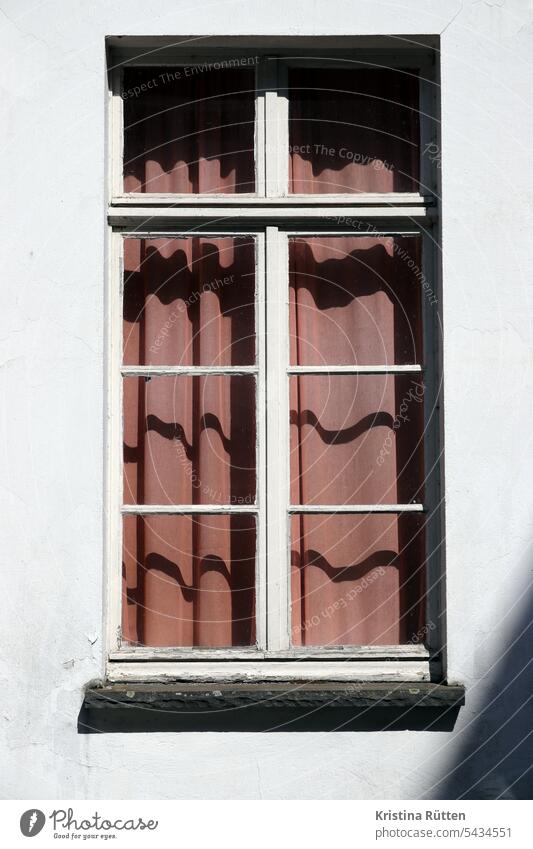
291,513,425,646
289,236,426,645
121,234,427,648
289,374,424,507
289,235,422,365
289,68,420,194
122,237,257,647
123,514,256,647
123,67,255,193
123,375,256,506
123,236,255,366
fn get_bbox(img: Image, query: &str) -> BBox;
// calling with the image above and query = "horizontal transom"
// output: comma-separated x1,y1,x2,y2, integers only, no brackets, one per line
109,204,434,225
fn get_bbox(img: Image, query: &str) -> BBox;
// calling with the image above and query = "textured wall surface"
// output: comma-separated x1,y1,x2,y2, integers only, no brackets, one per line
1,0,533,800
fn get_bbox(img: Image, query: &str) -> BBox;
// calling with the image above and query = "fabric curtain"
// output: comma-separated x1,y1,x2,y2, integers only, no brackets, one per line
123,67,256,193
122,237,257,647
290,513,425,646
289,236,426,645
123,236,255,367
288,235,422,365
289,68,420,194
123,514,256,647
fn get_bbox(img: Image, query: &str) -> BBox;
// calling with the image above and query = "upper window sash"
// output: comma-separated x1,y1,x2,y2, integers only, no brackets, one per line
108,53,437,205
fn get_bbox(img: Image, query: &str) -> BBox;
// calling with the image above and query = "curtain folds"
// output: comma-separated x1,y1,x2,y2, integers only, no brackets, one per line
123,67,256,193
123,514,256,647
289,236,426,645
120,232,426,647
289,68,420,194
122,237,257,647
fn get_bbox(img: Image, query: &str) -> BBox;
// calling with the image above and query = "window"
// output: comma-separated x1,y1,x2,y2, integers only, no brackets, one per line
106,41,441,682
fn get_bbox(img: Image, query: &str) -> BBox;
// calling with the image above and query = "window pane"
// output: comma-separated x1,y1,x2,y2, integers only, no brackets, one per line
123,67,255,193
290,375,425,505
289,236,423,366
123,513,256,647
124,375,256,505
291,513,425,646
289,68,420,194
123,236,255,366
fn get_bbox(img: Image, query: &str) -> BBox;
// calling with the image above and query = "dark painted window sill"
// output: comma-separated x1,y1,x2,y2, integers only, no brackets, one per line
79,681,465,733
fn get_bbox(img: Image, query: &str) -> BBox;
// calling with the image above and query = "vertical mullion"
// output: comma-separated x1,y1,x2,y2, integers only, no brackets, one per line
276,61,289,197
256,232,267,649
254,60,267,197
266,226,290,650
264,59,289,197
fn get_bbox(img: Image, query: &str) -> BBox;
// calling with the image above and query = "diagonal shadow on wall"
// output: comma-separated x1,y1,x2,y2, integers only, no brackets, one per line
431,583,533,800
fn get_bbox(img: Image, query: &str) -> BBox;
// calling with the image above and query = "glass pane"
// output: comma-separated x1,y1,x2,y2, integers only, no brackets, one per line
289,236,423,366
123,236,255,366
124,375,256,505
123,513,256,647
289,68,420,194
291,513,426,646
123,67,255,193
290,375,424,505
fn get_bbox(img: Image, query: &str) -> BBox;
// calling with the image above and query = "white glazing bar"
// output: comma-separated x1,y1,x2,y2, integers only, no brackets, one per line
121,365,258,376
288,504,424,513
287,365,423,374
266,226,290,650
121,504,258,514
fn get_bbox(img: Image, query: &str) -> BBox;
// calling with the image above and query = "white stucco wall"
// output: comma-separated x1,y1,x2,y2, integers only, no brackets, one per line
2,0,533,800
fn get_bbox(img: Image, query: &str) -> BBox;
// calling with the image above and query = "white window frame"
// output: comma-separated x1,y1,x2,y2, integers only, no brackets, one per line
105,41,442,684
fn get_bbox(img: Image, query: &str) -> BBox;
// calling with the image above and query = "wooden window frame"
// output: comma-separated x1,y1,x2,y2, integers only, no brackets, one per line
105,42,443,684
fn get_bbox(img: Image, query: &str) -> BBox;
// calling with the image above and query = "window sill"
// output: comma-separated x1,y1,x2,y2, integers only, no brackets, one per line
79,681,464,733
